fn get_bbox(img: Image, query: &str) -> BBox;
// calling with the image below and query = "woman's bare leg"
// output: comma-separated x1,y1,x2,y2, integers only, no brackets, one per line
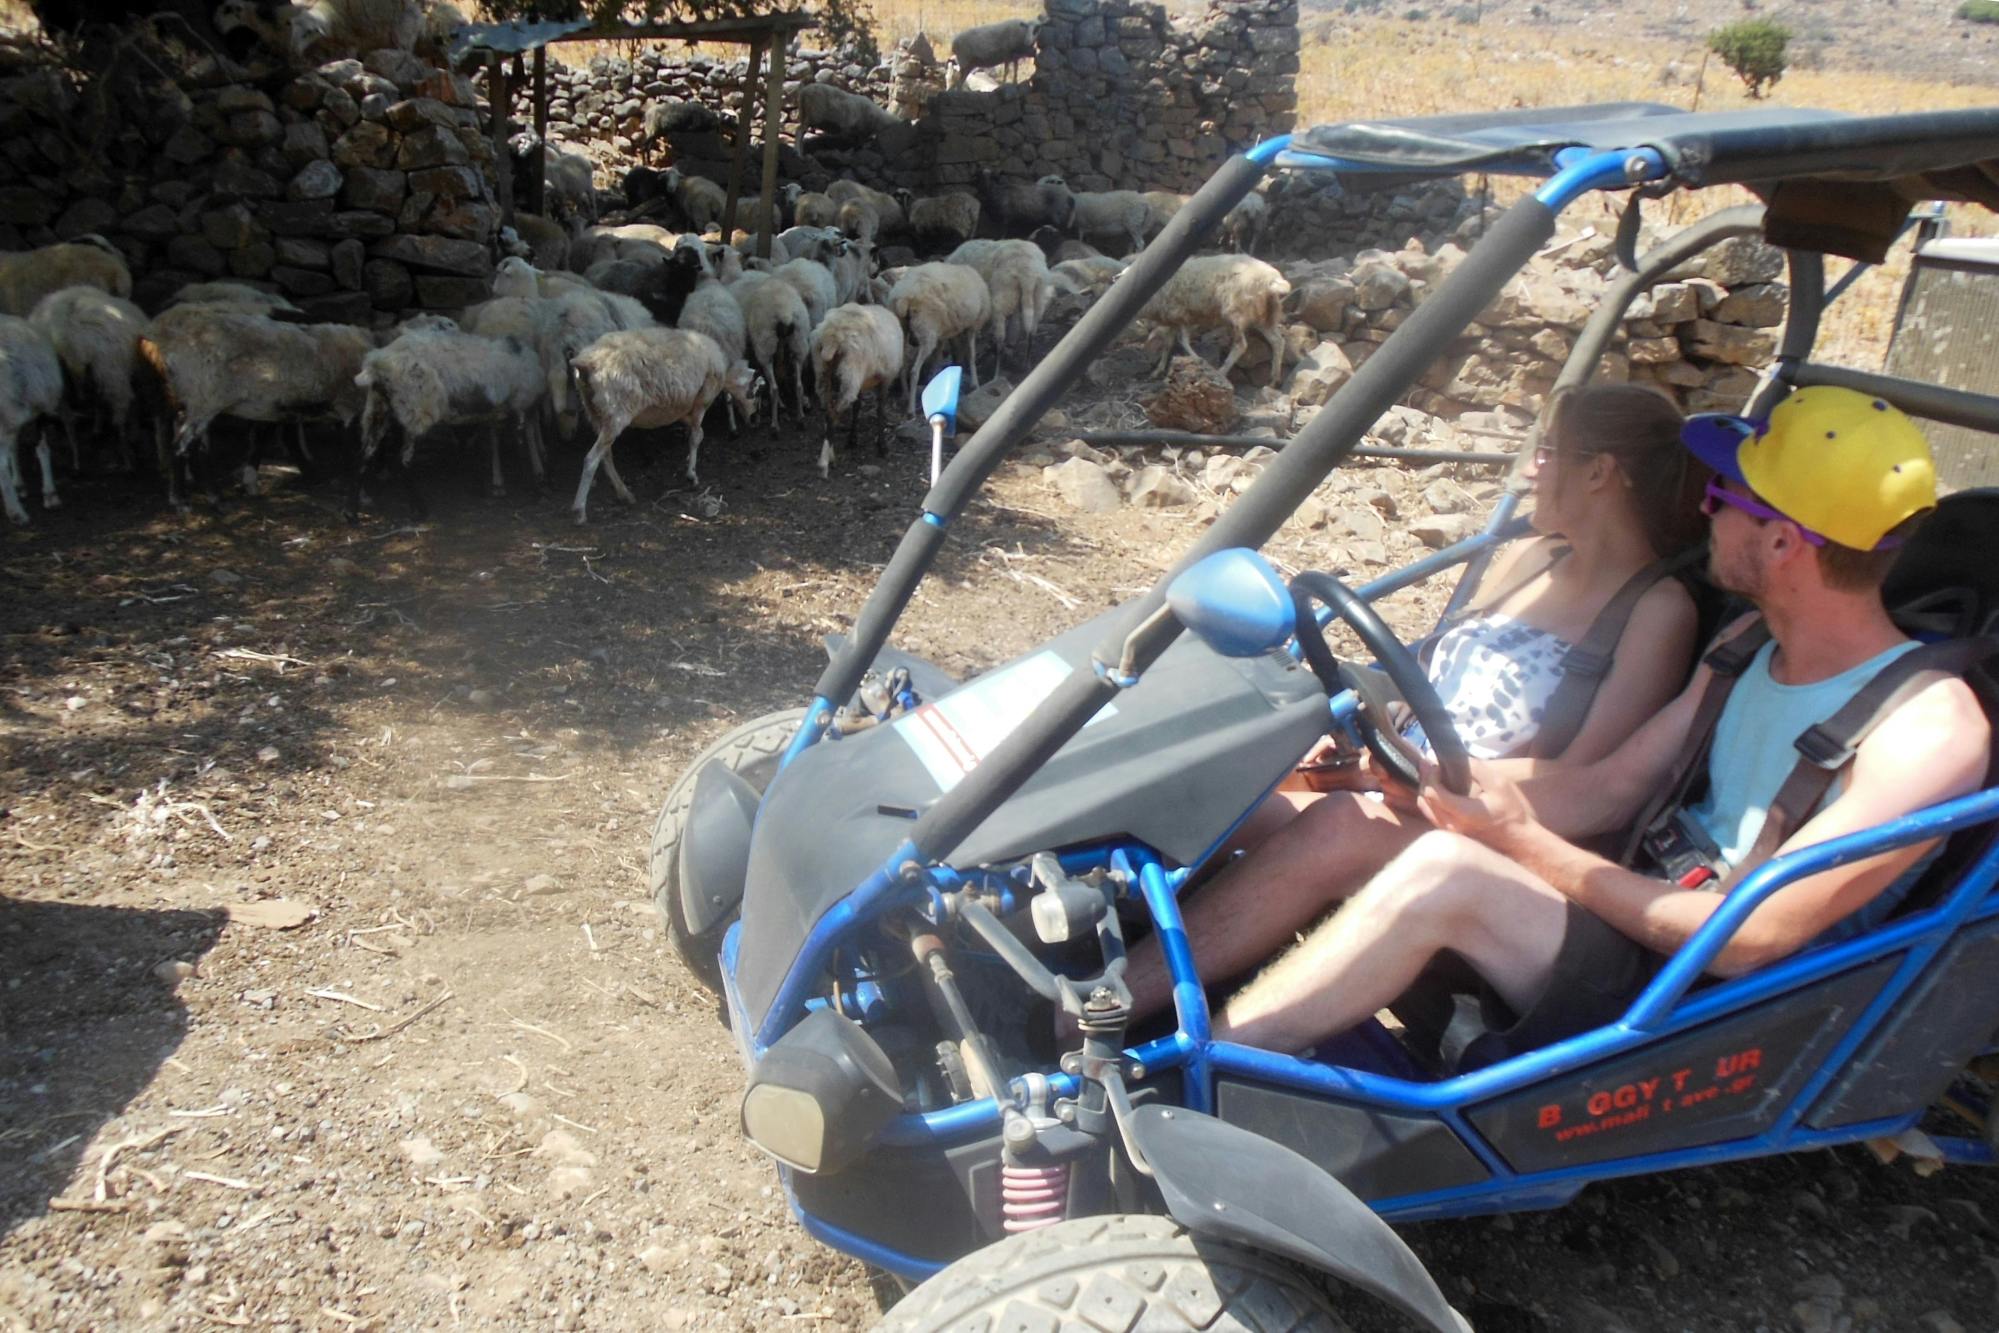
1123,792,1431,1022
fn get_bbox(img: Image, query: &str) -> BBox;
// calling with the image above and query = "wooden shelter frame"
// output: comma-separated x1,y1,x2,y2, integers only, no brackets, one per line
455,11,818,258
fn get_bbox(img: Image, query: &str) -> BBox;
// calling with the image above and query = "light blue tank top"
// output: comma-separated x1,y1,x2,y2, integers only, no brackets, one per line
1686,636,1930,942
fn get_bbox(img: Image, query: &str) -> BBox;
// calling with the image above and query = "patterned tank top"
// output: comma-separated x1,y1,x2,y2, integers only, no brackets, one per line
1408,613,1576,760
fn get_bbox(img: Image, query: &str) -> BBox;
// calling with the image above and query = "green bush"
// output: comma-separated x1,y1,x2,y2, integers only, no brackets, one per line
1708,18,1791,98
1961,0,1999,23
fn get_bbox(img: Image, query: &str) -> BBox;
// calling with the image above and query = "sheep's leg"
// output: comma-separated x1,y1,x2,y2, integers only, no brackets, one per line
1261,321,1285,387
872,382,890,458
571,422,624,525
791,350,808,426
347,436,374,523
33,422,60,511
905,333,935,416
759,352,785,419
961,327,980,391
818,394,838,479
525,410,546,485
489,423,506,496
1217,324,1251,378
1178,328,1198,360
0,433,27,525
682,408,707,485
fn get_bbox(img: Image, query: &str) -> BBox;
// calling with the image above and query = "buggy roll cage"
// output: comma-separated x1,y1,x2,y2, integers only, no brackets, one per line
727,103,1999,1278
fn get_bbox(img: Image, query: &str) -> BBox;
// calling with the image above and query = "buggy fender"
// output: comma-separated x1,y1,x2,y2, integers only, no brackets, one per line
1127,1103,1471,1333
678,759,760,938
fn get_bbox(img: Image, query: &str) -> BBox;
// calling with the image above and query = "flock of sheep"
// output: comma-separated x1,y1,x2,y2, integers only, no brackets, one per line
0,165,1286,528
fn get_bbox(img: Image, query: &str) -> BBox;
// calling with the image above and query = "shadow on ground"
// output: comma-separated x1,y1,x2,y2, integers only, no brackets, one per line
0,896,225,1240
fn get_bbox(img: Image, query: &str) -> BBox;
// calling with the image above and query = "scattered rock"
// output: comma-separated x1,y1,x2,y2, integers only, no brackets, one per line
226,899,316,930
1044,456,1122,513
1126,465,1200,508
399,1135,444,1169
1411,513,1476,548
523,873,564,896
154,960,197,984
955,376,1012,432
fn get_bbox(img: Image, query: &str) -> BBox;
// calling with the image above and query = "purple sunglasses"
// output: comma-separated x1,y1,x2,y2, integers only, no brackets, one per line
1699,479,1828,546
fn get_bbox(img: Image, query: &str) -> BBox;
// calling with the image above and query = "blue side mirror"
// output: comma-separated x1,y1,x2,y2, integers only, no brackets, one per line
1166,548,1295,658
921,366,962,435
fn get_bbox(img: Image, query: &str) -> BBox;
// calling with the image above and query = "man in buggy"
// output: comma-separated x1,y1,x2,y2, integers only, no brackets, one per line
1206,385,1994,1062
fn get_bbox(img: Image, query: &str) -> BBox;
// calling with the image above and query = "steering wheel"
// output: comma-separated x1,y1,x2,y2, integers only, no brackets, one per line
1288,571,1472,796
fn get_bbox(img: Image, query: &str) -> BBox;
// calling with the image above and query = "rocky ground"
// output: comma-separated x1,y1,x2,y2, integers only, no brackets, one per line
4,242,1999,1331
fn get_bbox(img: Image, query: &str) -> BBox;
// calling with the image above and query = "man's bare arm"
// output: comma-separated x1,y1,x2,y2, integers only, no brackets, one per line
1425,675,1992,976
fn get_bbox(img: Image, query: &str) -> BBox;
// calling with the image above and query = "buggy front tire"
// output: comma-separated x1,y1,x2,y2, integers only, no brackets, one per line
874,1214,1351,1332
648,706,807,995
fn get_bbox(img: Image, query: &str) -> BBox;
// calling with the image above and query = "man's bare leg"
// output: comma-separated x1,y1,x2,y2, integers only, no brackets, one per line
1214,829,1573,1054
1124,792,1431,1021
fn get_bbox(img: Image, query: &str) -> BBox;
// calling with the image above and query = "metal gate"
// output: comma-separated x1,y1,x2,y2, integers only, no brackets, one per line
1885,237,1999,492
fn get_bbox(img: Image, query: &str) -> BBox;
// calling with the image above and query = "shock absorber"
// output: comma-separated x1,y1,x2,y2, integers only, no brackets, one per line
999,1073,1069,1233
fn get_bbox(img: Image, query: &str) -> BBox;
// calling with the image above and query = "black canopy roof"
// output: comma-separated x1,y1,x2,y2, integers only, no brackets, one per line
1289,103,1999,207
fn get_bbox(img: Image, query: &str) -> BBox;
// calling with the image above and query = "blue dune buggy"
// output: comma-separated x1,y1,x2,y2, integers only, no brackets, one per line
649,103,1999,1329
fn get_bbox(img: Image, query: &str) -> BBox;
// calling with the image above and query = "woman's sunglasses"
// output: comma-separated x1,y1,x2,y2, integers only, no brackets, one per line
1699,479,1827,546
1531,444,1599,467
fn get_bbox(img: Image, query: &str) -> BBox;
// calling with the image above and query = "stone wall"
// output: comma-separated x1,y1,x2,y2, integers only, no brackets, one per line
516,0,1297,199
0,43,502,320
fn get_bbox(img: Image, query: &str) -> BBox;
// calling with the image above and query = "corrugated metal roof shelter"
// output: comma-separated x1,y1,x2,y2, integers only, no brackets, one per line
452,11,818,257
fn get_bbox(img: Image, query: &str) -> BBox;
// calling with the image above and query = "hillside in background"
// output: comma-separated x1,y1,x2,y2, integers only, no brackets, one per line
1299,0,1999,85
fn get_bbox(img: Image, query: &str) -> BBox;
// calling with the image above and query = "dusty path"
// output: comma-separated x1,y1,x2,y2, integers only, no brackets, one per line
3,427,1998,1332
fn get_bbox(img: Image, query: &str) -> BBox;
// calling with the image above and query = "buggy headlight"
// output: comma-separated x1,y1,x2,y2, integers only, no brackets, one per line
742,1008,903,1175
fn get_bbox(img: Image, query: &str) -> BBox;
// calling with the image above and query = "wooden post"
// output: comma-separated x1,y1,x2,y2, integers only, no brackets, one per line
489,50,514,228
721,36,763,241
530,44,548,217
756,26,787,260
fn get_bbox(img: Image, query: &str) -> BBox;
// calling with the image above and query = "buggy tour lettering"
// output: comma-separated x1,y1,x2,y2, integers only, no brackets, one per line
1532,1046,1764,1142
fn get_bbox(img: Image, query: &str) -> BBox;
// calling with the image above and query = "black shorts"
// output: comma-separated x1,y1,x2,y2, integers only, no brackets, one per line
1395,902,1661,1072
1494,902,1662,1056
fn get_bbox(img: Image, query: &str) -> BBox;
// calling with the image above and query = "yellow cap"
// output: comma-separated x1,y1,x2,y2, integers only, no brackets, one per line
1736,387,1937,551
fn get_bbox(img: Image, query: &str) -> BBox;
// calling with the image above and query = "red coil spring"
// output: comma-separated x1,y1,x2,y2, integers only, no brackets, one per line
1000,1161,1070,1233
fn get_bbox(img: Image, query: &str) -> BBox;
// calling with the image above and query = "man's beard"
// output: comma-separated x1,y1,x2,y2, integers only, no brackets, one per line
1707,541,1764,600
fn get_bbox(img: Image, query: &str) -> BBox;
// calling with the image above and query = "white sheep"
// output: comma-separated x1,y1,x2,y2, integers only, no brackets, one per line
792,191,839,229
168,281,300,313
950,18,1041,86
544,146,598,227
538,270,594,299
676,275,750,431
659,167,728,233
811,303,903,478
769,225,841,267
836,197,880,248
827,237,873,306
141,306,374,504
899,191,982,252
492,256,540,299
1069,189,1152,253
1222,190,1269,255
1142,189,1190,238
1051,255,1127,297
1136,254,1292,386
774,257,837,329
353,327,545,516
0,237,131,317
887,262,989,416
506,213,572,271
826,180,905,235
29,285,148,429
539,286,656,438
798,85,902,142
727,272,811,422
0,315,63,523
569,328,760,522
943,239,1051,369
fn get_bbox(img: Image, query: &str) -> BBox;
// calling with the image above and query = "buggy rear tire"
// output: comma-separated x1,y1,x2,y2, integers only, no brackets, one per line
873,1214,1350,1332
648,706,807,995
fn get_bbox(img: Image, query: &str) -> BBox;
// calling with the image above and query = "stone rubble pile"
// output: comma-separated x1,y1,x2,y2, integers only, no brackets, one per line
0,46,502,320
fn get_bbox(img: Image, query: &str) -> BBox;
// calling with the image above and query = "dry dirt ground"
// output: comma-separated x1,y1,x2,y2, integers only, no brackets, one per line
4,389,1999,1333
